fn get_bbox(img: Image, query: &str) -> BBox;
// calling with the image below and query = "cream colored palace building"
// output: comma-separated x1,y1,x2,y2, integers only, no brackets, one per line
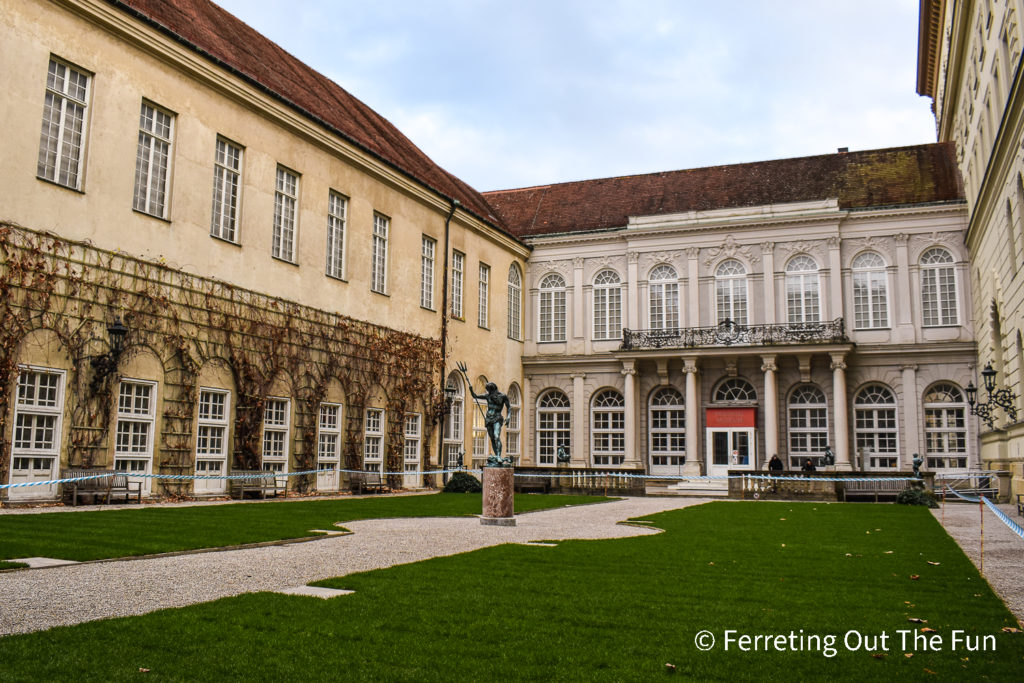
919,0,1024,497
0,0,1002,501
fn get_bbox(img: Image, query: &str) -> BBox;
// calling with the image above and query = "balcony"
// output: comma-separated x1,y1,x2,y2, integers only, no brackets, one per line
620,318,847,351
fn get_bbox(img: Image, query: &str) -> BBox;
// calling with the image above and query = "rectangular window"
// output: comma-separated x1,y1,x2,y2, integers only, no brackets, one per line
371,214,389,294
262,398,290,472
363,408,384,472
115,379,156,462
317,403,342,464
451,251,465,318
478,263,490,328
13,369,64,454
403,413,421,486
326,191,347,279
273,167,299,262
420,236,436,309
132,102,174,218
37,57,91,190
195,388,230,476
211,138,242,242
472,402,487,458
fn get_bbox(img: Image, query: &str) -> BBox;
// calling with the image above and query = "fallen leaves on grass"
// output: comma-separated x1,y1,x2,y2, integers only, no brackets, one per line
921,627,938,633
926,561,940,566
884,550,894,554
904,653,914,658
871,653,886,659
910,575,920,580
908,618,927,624
1001,627,1022,633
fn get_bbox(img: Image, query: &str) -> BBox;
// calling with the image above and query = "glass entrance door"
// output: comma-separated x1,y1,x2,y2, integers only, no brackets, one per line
706,428,755,476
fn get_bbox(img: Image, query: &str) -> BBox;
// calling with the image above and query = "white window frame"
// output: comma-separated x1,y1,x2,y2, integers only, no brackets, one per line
920,248,959,327
508,265,523,341
505,384,521,462
37,57,91,190
195,388,230,482
591,389,625,466
924,383,968,469
363,408,384,472
593,269,622,341
9,368,66,497
853,384,899,470
537,390,570,465
261,397,290,473
715,259,748,325
649,387,685,468
785,255,821,325
443,374,464,469
317,402,342,468
114,379,157,482
272,166,299,263
403,413,422,486
132,101,174,219
371,214,389,294
648,265,680,330
421,236,436,309
451,250,465,318
538,273,567,342
478,262,490,328
211,137,243,243
326,191,347,280
851,252,890,330
787,385,829,469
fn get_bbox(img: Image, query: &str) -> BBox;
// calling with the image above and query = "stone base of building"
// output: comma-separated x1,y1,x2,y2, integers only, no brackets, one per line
480,516,517,526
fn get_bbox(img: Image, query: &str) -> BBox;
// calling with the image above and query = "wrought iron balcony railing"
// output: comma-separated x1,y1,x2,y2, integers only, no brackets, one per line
620,318,847,351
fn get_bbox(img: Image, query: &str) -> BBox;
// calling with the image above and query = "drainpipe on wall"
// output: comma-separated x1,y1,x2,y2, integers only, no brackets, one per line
437,199,459,485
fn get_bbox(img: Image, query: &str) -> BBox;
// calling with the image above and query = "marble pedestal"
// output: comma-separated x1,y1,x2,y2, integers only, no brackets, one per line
481,467,515,526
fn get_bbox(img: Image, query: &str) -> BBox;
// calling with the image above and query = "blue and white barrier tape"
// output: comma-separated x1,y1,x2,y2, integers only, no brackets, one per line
982,496,1024,541
0,467,474,490
944,485,983,503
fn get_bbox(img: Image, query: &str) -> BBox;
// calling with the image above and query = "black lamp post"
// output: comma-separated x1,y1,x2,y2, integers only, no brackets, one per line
89,318,129,393
966,363,1018,429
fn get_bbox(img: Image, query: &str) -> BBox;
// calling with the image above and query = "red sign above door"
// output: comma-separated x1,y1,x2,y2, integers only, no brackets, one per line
706,407,757,428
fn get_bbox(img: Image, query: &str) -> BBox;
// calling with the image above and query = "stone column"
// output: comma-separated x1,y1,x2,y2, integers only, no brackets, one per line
523,374,533,465
828,236,843,321
761,354,779,468
761,242,776,324
571,372,586,466
830,353,851,470
627,251,640,329
682,357,702,474
901,364,920,469
621,362,639,467
687,248,701,327
894,233,915,342
572,257,585,342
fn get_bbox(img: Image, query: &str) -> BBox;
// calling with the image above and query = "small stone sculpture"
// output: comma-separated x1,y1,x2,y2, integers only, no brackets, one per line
556,444,571,463
912,453,923,478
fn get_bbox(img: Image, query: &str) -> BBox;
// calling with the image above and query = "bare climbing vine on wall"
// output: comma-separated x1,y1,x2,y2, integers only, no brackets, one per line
0,222,442,495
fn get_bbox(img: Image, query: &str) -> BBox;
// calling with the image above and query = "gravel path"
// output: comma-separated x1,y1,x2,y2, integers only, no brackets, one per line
0,496,710,636
932,501,1024,624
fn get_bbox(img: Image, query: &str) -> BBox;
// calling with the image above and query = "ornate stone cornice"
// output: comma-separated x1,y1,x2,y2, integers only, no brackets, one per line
703,236,760,269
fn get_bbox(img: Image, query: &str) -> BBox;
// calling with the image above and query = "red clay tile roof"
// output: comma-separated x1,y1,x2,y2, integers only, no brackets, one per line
109,0,508,233
483,143,964,238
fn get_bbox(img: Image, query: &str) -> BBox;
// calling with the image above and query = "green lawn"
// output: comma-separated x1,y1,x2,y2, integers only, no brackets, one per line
0,493,610,562
1,501,1020,681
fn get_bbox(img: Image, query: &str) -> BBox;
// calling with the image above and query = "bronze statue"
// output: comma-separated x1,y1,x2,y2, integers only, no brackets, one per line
556,444,570,463
912,453,923,478
457,362,512,467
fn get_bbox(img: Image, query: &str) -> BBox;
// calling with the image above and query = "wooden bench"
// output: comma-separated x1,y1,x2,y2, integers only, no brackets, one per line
61,469,142,506
840,478,909,502
229,470,286,499
348,470,386,494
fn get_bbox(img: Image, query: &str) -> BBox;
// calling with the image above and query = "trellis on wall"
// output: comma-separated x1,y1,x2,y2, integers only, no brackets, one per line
0,222,442,495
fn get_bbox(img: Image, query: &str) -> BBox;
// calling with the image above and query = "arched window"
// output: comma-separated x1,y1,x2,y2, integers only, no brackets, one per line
788,385,828,468
591,389,625,466
713,378,757,403
504,384,521,462
593,269,622,340
537,390,570,465
786,255,820,324
648,264,679,330
538,273,566,342
852,252,889,329
924,383,968,469
443,372,464,469
920,248,958,326
649,387,685,470
715,259,748,324
853,384,898,469
507,265,522,340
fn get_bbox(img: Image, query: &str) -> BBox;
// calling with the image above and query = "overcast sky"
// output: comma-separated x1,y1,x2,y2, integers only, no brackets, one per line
215,0,937,192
